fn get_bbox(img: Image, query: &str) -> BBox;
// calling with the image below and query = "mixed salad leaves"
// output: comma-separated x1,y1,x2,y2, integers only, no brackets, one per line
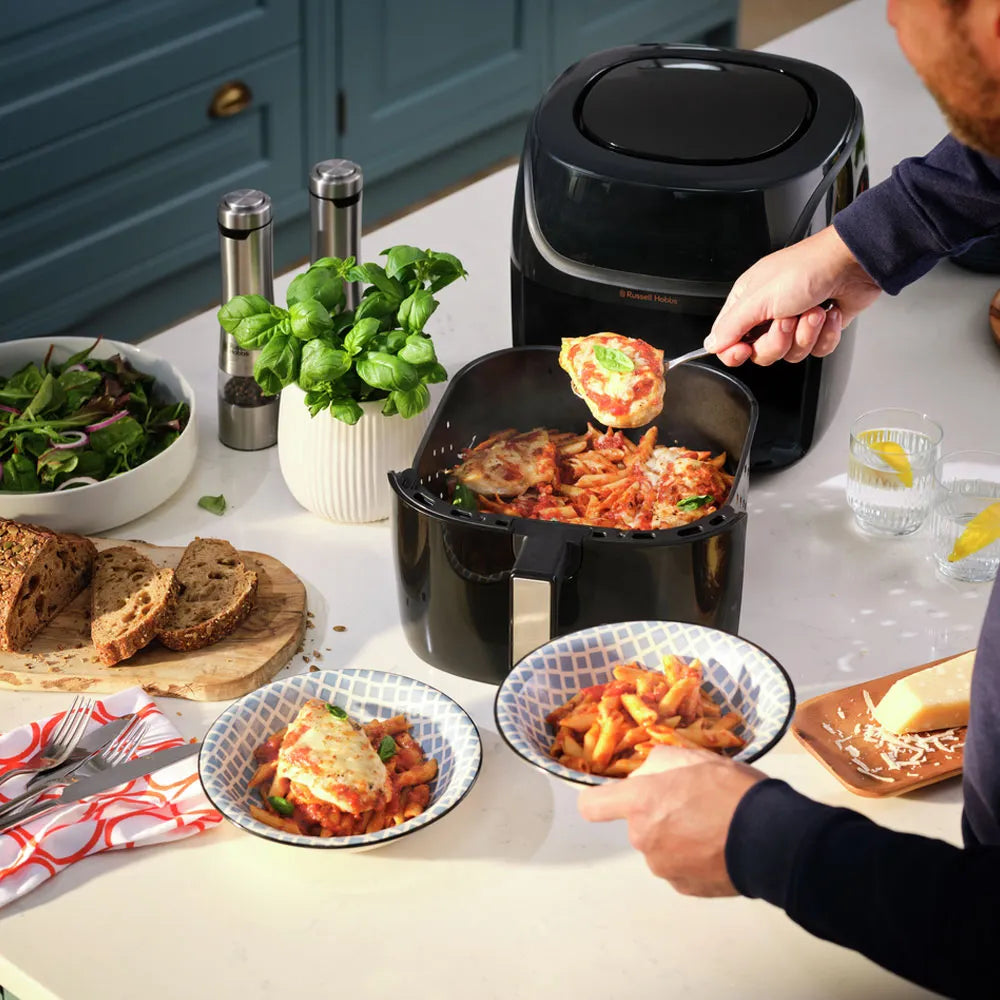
0,340,190,493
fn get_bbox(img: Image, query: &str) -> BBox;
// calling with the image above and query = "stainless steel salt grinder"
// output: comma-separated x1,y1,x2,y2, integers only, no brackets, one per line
308,159,363,308
217,188,279,451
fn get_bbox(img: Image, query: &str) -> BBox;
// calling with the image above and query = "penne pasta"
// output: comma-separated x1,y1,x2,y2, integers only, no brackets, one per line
546,658,746,777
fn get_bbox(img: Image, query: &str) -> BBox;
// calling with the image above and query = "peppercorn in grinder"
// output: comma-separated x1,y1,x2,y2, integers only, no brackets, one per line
217,188,279,451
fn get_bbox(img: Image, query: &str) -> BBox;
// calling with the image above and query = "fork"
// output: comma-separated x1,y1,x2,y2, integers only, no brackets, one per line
0,715,149,823
0,694,95,794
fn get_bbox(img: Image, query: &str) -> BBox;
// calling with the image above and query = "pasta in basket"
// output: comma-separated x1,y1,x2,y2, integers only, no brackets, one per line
450,424,733,531
248,698,438,837
546,656,746,777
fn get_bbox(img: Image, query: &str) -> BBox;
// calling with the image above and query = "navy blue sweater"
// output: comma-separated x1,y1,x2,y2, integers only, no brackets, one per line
725,136,1000,999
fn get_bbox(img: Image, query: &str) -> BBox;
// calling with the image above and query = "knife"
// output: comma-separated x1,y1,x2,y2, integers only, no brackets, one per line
0,740,202,834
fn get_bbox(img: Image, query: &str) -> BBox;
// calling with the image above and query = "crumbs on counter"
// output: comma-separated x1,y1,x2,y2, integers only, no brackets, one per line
309,665,320,672
333,625,347,632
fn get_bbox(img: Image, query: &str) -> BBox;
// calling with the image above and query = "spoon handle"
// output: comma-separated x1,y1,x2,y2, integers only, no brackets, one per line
669,299,835,371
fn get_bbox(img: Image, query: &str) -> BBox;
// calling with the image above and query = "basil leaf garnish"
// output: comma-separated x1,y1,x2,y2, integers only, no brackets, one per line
677,494,714,511
377,735,397,762
327,703,348,719
452,482,478,511
268,795,295,817
594,344,635,374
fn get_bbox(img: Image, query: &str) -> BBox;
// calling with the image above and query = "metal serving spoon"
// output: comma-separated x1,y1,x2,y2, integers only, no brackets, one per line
666,299,836,371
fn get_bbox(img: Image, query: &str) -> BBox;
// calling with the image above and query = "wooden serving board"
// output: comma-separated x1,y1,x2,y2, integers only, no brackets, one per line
0,537,307,702
791,652,972,798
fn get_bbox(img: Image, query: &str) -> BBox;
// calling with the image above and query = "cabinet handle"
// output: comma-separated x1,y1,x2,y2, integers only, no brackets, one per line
209,81,253,119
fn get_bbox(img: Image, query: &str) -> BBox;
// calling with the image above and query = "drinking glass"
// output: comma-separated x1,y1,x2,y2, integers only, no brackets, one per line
930,450,1000,583
846,408,942,536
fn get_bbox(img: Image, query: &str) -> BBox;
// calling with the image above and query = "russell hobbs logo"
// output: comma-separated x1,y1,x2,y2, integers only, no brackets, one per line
619,288,678,305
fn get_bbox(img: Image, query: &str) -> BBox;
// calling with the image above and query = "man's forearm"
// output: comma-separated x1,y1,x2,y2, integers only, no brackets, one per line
727,779,1000,998
835,134,1000,294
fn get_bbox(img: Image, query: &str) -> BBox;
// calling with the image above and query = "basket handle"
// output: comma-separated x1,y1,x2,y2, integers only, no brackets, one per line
509,530,581,669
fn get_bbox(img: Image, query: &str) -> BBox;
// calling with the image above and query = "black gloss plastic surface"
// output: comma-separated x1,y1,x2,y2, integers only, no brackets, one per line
390,347,756,684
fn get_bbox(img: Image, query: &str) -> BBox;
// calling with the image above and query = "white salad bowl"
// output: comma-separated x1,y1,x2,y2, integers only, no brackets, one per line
0,336,197,535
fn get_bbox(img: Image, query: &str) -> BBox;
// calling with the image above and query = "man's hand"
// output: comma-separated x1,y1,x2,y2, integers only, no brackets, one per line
705,225,883,367
578,746,766,897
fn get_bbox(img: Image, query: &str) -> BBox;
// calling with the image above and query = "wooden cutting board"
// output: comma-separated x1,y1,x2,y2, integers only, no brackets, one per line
791,652,972,797
0,537,307,702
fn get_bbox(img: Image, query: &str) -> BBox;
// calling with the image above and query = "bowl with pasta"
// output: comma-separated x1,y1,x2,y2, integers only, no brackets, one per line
199,669,482,851
494,620,794,785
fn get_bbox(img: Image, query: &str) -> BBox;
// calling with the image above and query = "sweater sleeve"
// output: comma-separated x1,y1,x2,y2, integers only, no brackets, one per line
725,779,1000,998
834,135,1000,294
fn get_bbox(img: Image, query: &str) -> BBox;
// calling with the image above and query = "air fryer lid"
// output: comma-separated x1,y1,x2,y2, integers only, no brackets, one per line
579,59,812,163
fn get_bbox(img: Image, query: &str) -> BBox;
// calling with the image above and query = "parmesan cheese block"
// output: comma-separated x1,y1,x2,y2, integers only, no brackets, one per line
277,699,391,813
872,651,975,735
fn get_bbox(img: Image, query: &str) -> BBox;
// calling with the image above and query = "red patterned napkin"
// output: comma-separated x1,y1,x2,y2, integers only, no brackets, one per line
0,688,221,907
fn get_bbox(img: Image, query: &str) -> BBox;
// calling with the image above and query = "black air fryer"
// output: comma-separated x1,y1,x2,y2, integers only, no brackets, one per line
511,44,868,469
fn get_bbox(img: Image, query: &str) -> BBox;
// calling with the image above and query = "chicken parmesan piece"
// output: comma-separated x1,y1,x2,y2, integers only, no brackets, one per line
452,428,558,497
276,699,391,815
559,332,665,429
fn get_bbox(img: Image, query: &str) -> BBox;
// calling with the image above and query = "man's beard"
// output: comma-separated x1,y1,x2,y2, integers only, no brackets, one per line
926,17,1000,159
935,92,1000,159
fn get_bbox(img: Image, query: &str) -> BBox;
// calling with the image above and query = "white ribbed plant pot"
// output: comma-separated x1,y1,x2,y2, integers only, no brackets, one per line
277,385,430,523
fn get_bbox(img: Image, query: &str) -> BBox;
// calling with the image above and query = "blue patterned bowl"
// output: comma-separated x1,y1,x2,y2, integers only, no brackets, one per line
494,621,794,785
200,670,482,850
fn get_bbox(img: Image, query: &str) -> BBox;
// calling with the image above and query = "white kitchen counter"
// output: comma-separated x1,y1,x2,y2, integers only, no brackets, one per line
1,2,997,998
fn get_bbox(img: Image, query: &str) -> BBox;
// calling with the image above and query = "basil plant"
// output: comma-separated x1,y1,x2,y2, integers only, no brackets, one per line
218,246,466,424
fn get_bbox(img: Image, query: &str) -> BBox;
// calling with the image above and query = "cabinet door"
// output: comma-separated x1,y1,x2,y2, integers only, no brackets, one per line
338,0,547,183
550,0,739,78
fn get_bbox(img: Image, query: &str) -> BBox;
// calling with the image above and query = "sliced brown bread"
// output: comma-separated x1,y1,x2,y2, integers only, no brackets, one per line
0,519,98,651
157,537,258,652
91,546,178,666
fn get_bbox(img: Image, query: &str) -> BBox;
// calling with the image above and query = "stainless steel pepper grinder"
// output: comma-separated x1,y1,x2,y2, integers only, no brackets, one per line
308,159,363,308
217,188,279,451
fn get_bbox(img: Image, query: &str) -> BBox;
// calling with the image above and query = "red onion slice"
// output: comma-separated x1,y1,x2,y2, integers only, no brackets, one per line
55,476,99,491
84,410,128,433
0,405,21,416
50,431,89,450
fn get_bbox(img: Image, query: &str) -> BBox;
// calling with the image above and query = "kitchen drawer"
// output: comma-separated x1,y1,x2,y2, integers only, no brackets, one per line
0,0,299,158
0,47,304,342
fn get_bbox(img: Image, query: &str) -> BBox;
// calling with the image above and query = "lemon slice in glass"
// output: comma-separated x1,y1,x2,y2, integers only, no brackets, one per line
948,501,1000,562
858,431,913,488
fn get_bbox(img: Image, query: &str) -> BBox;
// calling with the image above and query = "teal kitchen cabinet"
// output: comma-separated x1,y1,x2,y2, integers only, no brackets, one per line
0,0,738,346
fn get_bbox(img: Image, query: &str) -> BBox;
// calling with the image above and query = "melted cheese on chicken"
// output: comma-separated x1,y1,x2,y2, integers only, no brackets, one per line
453,428,558,497
276,699,391,814
559,333,665,429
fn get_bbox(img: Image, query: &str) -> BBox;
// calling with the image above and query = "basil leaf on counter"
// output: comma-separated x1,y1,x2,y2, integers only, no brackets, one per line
198,494,227,516
677,494,714,511
377,735,397,762
594,344,635,374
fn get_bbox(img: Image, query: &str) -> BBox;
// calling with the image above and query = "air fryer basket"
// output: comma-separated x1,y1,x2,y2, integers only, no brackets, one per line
390,346,757,683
